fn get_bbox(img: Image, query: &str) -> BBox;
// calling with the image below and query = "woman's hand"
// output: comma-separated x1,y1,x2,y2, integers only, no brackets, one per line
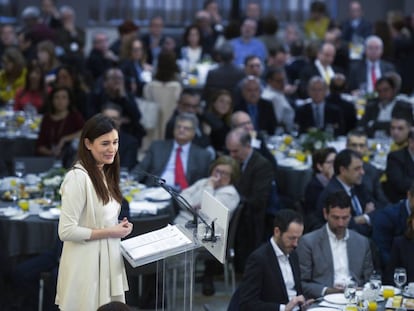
111,218,133,238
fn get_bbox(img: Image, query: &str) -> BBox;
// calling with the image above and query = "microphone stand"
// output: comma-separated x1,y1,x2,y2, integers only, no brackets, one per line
138,170,217,242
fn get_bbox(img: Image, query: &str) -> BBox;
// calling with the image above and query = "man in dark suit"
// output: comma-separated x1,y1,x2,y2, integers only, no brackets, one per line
239,209,310,311
101,103,139,170
234,75,278,136
361,76,412,138
341,1,373,44
384,129,414,203
226,128,274,272
140,16,165,66
295,77,344,136
346,130,389,209
298,42,342,98
202,42,245,103
348,35,395,93
371,181,414,269
316,149,375,236
297,191,373,298
131,113,211,190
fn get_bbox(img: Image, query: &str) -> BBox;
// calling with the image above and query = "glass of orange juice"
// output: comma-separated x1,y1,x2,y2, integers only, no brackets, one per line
383,286,395,298
367,300,377,311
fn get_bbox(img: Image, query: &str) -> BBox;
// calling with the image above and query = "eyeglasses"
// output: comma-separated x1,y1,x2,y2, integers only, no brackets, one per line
175,124,194,131
213,168,231,177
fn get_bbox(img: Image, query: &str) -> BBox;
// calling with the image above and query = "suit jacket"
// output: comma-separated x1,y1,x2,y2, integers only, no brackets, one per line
296,225,373,298
298,63,344,98
140,33,166,66
385,147,414,203
362,162,389,209
361,99,412,138
202,63,245,102
348,59,395,91
294,102,345,136
326,93,357,134
386,236,414,284
239,242,303,311
119,59,147,97
235,150,274,272
341,19,373,43
234,98,278,136
316,177,373,236
371,200,410,267
132,140,211,186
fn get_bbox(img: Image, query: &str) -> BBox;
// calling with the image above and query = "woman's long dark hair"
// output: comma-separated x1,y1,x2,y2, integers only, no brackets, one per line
76,113,122,204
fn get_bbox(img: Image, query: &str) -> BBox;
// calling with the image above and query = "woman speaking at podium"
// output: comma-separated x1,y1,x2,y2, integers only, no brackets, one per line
56,114,133,310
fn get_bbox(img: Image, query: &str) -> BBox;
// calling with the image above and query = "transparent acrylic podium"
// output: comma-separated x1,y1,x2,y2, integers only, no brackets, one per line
121,191,231,310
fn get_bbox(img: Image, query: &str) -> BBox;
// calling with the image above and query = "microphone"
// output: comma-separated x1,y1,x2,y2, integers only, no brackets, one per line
135,169,166,186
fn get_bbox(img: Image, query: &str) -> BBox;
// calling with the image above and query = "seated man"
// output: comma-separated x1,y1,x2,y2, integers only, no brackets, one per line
131,113,211,191
295,76,344,136
384,129,414,203
316,149,375,236
296,190,373,299
371,181,414,269
239,209,311,310
346,130,389,209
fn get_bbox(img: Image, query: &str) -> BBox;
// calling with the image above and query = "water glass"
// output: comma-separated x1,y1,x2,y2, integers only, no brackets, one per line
344,279,357,303
394,267,407,290
369,272,382,298
14,161,25,178
43,187,55,205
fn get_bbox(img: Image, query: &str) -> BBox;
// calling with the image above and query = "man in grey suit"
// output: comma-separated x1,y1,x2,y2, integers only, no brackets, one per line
296,190,373,299
131,113,211,189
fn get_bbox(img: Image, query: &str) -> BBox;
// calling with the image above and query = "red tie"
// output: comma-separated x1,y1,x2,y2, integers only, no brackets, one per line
371,64,377,88
175,146,188,190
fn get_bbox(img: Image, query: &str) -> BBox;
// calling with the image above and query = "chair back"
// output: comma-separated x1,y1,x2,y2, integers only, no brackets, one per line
227,202,244,261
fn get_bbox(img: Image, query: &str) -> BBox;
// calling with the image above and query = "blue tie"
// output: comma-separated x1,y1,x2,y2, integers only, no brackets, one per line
350,189,363,215
247,104,258,130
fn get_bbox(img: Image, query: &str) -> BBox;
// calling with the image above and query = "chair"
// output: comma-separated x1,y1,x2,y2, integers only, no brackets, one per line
13,156,57,174
223,202,244,293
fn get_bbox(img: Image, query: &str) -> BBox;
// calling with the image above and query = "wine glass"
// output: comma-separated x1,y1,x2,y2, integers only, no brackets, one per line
344,279,357,304
369,271,382,298
394,267,407,290
14,161,25,178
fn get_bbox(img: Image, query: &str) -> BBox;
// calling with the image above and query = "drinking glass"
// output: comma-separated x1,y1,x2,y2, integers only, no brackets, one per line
394,267,407,290
43,187,55,205
14,161,25,178
344,279,357,304
369,271,382,298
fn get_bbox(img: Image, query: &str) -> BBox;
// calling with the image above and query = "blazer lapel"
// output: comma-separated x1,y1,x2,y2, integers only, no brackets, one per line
267,243,289,302
319,228,335,285
346,233,360,283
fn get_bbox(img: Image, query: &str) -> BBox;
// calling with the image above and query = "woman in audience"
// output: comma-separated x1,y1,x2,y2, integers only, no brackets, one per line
387,213,414,283
303,147,336,231
36,86,84,167
37,40,61,85
119,37,152,97
14,62,47,112
143,51,182,142
303,1,332,41
0,46,27,105
205,89,233,155
54,65,89,118
179,24,209,73
174,155,240,296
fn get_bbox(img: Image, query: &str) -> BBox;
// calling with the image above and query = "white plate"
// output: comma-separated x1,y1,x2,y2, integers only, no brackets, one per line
39,210,60,220
310,308,340,311
324,293,348,305
403,290,414,298
0,207,23,217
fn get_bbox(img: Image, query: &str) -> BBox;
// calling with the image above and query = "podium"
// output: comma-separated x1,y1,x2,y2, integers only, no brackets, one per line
121,191,231,310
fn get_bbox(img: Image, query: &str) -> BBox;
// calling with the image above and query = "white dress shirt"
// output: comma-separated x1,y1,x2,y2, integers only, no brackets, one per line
326,224,351,287
270,237,297,311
